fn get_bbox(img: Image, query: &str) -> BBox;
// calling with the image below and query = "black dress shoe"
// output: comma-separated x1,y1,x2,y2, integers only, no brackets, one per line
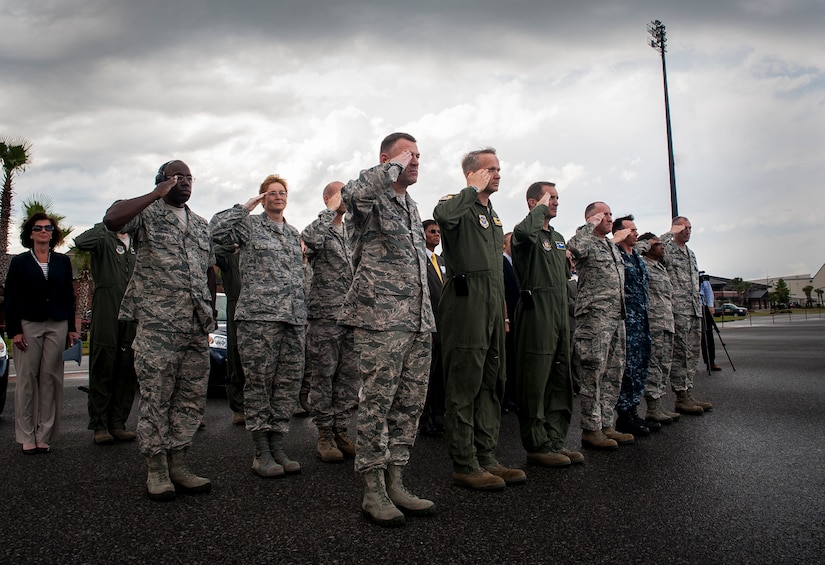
22,445,38,455
711,365,722,371
617,412,650,437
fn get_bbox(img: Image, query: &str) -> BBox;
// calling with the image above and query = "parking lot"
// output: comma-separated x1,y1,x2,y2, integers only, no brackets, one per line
1,320,824,564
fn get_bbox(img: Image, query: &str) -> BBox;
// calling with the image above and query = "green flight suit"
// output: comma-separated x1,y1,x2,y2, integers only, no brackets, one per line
74,223,137,432
511,205,572,453
215,244,244,413
434,186,506,473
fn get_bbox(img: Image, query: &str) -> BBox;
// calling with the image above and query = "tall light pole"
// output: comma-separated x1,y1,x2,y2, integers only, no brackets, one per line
648,19,678,218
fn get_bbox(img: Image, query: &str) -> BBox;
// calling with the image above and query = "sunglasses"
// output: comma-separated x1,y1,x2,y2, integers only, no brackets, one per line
32,225,55,232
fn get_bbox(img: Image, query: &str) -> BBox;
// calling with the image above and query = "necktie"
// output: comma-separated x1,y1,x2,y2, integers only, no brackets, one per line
431,253,443,283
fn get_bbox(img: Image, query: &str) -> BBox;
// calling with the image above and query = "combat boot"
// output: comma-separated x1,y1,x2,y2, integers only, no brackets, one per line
526,451,571,467
317,429,344,463
145,453,176,502
560,448,585,464
167,448,211,494
635,409,661,432
602,427,635,445
675,390,704,415
616,410,649,437
581,429,619,450
333,427,356,458
452,468,506,491
687,389,713,412
252,430,285,477
645,396,674,425
482,463,527,485
269,432,301,474
362,467,405,527
385,465,436,516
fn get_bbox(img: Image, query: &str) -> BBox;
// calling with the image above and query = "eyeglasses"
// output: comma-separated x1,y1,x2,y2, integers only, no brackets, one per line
32,225,55,232
167,174,195,183
266,191,288,197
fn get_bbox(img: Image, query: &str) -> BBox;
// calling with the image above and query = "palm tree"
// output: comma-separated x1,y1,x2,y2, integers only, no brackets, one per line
803,285,814,307
816,288,824,307
731,277,752,307
20,193,73,247
0,137,32,275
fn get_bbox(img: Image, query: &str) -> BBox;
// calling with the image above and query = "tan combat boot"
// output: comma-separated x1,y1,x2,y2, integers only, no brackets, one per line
385,465,436,516
362,468,405,527
269,432,301,474
168,448,212,494
687,389,713,412
333,427,356,458
482,463,527,485
644,396,674,424
526,451,571,467
581,429,619,450
145,453,176,502
603,427,635,445
560,448,585,464
675,390,704,415
251,430,285,477
317,429,344,463
452,468,507,491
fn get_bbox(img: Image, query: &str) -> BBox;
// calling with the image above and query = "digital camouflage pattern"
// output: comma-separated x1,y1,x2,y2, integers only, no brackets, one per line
642,255,674,399
119,200,215,334
660,231,701,392
236,321,305,433
301,208,354,320
511,203,572,453
567,223,626,431
341,160,433,473
305,319,358,430
340,163,434,333
73,222,138,432
353,328,430,472
616,247,651,413
118,200,214,457
210,206,306,325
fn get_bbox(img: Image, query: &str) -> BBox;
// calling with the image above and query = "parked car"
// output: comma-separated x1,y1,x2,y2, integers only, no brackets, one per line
207,293,228,398
718,303,748,317
0,338,9,416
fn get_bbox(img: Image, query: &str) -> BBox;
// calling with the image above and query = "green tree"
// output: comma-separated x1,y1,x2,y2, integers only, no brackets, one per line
774,278,791,307
803,285,814,307
0,137,32,274
816,288,824,307
731,277,752,307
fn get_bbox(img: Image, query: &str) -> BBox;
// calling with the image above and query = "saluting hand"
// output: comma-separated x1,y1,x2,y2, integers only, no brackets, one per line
243,193,266,212
586,212,605,226
612,228,632,244
389,150,414,169
152,177,178,200
467,168,491,192
537,191,552,207
326,190,342,212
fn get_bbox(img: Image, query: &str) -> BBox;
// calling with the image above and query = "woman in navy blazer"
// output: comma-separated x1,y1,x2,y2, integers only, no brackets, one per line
4,212,79,454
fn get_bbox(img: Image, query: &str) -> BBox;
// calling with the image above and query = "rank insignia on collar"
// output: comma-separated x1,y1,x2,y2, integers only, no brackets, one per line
492,216,502,226
556,242,566,250
116,245,126,255
542,239,553,251
479,214,490,229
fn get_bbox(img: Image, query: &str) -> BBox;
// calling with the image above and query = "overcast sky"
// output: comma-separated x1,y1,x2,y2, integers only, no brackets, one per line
2,0,822,281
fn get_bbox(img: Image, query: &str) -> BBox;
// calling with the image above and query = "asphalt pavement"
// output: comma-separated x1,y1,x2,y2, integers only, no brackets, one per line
1,319,824,564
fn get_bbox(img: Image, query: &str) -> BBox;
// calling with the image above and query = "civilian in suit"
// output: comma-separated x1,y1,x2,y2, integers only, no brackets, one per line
5,213,79,454
502,232,520,413
420,220,446,437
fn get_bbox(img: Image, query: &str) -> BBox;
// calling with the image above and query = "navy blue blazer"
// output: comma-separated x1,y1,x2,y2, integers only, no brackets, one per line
4,250,77,338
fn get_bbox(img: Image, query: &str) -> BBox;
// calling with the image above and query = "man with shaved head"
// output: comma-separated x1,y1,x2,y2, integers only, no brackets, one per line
104,160,217,501
301,181,358,463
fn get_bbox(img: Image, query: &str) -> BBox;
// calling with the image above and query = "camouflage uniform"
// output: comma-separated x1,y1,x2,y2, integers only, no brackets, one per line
660,232,701,392
642,255,674,399
616,247,651,413
214,245,244,414
511,204,572,454
340,162,434,473
566,223,626,432
433,186,506,473
73,223,138,434
301,209,358,431
210,206,306,434
119,200,216,458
